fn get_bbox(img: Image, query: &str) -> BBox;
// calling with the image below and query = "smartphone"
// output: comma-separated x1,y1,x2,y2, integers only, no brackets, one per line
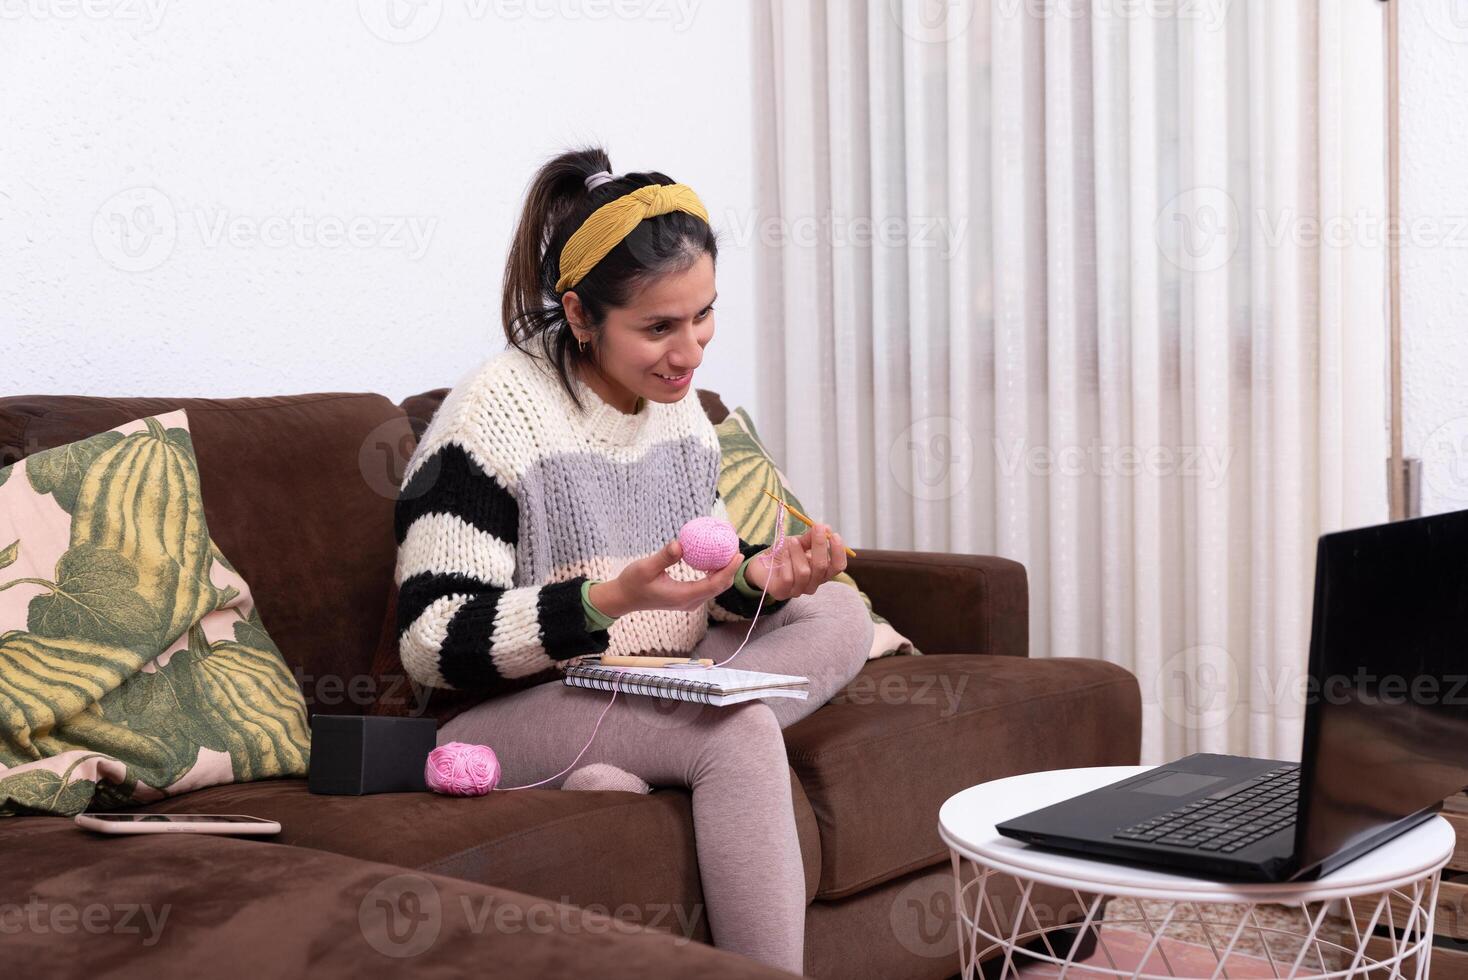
74,812,282,836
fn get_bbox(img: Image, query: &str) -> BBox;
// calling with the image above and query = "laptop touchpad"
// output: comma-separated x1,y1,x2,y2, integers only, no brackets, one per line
1129,771,1226,796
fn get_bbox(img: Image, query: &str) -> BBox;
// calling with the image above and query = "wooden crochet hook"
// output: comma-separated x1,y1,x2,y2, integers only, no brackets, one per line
761,489,857,558
599,655,715,667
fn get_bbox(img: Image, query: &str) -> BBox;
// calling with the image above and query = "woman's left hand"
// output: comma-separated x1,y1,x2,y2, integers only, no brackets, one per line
741,523,848,601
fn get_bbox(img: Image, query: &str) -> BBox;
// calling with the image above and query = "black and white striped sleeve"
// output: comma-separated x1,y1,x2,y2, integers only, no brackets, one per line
393,441,609,692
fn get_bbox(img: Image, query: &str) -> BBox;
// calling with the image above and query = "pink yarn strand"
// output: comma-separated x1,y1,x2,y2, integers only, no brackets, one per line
494,673,626,791
670,484,788,672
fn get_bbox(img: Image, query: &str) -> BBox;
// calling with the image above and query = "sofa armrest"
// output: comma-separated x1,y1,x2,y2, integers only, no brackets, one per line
846,550,1028,658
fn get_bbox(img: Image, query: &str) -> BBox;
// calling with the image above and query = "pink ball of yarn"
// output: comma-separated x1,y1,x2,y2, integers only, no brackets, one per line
425,742,501,796
679,516,740,572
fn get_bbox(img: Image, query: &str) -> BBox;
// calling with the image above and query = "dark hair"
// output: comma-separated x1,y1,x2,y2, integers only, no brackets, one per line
502,146,718,413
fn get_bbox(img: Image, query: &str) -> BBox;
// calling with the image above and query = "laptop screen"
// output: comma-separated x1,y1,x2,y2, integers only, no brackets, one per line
1297,507,1468,873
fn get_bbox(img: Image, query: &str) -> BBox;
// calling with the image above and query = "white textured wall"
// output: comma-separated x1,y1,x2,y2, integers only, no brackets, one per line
0,0,761,412
1401,2,1468,515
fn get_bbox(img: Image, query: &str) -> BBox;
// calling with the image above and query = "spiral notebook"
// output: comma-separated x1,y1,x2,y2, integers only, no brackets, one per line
562,663,810,706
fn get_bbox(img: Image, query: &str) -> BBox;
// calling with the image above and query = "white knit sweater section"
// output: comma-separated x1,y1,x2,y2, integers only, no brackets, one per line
394,346,775,693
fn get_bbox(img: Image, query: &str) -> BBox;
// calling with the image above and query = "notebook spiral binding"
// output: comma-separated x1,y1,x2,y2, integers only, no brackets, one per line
565,664,717,697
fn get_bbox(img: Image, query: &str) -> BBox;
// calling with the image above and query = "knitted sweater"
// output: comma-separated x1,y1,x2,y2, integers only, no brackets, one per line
393,346,787,697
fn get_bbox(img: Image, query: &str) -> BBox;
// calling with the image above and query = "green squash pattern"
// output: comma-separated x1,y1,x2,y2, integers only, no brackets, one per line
0,415,310,816
714,407,918,652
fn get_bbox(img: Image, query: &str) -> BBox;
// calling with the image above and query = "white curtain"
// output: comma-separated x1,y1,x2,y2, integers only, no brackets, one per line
749,0,1388,763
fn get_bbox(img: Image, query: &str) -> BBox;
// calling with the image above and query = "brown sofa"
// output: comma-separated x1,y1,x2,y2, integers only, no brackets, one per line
0,386,1142,979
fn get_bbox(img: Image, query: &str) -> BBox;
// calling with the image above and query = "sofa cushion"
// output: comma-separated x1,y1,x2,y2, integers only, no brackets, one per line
712,405,920,660
0,817,788,978
784,654,1141,900
0,408,310,815
803,859,1092,980
0,393,414,699
128,766,825,920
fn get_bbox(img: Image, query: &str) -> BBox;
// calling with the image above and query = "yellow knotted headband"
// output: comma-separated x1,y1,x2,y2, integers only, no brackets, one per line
555,182,710,293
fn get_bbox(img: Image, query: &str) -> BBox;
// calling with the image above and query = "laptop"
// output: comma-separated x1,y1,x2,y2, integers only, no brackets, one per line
997,508,1468,882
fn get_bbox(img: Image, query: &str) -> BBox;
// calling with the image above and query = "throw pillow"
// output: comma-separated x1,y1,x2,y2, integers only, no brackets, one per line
714,407,921,660
0,410,311,816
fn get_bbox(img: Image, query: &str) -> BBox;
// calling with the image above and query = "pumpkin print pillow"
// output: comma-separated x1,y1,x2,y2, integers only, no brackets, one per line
0,410,310,816
713,406,920,660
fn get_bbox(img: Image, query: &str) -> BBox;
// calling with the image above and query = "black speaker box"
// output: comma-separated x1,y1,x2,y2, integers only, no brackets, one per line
307,715,438,795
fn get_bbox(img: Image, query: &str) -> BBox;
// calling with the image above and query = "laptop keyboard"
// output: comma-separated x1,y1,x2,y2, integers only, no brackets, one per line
1112,764,1300,853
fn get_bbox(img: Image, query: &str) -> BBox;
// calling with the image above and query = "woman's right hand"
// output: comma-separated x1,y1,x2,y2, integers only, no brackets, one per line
591,539,743,616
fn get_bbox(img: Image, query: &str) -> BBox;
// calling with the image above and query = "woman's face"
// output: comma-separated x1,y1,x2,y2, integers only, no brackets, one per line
567,251,716,414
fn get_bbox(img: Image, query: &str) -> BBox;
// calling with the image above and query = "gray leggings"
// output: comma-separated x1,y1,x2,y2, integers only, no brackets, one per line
440,580,875,976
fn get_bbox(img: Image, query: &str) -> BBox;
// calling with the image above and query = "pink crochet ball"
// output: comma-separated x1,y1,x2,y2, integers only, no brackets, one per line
425,742,501,796
679,516,740,572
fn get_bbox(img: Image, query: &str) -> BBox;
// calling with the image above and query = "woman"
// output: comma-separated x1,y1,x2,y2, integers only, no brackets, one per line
393,147,874,974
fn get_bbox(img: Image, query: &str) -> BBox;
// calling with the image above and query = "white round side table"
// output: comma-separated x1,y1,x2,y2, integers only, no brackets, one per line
938,766,1455,979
